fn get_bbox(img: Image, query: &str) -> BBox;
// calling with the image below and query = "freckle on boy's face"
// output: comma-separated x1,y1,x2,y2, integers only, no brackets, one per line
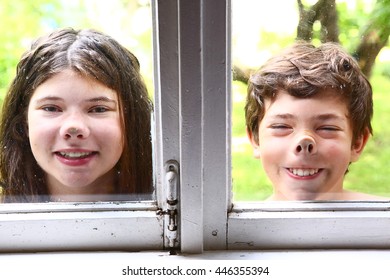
249,90,364,201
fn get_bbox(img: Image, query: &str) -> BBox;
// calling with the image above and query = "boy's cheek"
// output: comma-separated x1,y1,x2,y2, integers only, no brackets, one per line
247,129,261,159
252,146,261,159
350,148,365,162
350,131,370,162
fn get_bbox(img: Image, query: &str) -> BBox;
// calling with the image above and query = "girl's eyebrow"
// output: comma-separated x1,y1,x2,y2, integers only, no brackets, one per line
34,96,63,104
85,97,117,104
34,96,117,104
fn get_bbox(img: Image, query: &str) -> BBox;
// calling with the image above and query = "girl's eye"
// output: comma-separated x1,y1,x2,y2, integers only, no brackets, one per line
89,106,109,113
42,105,61,112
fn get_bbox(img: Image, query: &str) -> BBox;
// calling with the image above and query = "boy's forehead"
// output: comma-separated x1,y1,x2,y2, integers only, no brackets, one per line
263,89,349,118
265,88,346,105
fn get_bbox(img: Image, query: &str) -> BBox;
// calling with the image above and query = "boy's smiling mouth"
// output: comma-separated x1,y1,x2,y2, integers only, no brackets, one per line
288,168,321,177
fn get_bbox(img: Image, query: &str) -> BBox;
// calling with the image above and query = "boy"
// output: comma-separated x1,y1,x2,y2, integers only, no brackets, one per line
245,41,384,201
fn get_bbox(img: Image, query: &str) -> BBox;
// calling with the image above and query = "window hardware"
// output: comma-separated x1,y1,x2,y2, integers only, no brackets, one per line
157,160,179,249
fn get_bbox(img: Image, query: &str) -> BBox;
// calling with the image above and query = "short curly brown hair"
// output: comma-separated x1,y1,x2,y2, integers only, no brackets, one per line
245,41,373,144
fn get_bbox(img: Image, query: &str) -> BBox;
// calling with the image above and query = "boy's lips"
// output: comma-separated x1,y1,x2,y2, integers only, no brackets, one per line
287,168,323,178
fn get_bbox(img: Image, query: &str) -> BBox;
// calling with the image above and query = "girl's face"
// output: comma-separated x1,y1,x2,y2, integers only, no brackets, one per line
27,70,124,200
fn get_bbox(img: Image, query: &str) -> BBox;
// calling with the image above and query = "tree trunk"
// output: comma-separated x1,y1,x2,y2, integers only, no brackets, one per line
355,29,389,78
318,0,339,42
296,0,339,42
354,0,390,78
232,0,389,83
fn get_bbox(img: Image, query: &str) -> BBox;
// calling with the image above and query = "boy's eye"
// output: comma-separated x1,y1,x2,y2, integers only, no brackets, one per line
317,126,342,138
318,126,340,131
268,124,293,136
270,124,291,129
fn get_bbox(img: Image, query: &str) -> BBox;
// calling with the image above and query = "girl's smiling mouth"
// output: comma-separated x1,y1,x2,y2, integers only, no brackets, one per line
56,151,96,159
54,150,98,166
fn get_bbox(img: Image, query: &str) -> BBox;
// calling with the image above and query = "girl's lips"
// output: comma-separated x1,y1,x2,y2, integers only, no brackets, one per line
56,151,95,159
54,150,98,166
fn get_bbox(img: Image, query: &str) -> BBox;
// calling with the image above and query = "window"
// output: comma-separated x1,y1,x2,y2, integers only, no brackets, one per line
1,0,390,254
154,0,390,253
231,0,390,201
0,0,166,252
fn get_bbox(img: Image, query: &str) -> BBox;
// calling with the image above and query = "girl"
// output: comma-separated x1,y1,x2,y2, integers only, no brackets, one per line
0,28,153,202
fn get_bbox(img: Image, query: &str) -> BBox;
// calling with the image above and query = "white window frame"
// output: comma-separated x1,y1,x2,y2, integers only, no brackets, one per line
155,0,390,253
1,0,390,254
0,0,171,253
0,202,163,252
153,0,232,253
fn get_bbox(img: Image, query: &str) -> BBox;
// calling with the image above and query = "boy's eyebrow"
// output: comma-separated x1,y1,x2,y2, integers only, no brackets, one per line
269,113,347,121
269,113,295,120
313,113,347,121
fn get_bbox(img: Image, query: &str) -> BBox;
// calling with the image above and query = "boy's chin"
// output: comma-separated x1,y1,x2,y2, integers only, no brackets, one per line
272,189,324,201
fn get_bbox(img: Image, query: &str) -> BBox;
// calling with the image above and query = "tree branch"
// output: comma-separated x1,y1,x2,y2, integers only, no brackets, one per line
232,65,251,84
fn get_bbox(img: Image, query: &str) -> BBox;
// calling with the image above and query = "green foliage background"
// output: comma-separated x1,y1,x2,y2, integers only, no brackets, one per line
0,0,389,201
231,0,390,201
0,0,154,101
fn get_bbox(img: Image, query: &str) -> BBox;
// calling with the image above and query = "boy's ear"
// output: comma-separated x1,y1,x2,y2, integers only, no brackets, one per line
350,128,370,162
247,128,261,159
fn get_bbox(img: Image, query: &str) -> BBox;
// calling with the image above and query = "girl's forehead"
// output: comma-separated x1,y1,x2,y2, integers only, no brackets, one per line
32,70,118,100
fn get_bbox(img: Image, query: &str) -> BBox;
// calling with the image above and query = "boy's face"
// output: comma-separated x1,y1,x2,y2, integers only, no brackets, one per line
248,90,368,200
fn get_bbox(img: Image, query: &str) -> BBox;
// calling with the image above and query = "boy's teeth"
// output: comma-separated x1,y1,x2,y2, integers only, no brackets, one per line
59,152,91,158
290,168,319,177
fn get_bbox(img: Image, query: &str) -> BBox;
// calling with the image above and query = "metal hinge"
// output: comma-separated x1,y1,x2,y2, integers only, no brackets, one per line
157,160,179,249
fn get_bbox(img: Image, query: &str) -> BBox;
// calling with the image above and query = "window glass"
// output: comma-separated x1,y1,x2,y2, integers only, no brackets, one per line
0,0,155,203
231,0,390,201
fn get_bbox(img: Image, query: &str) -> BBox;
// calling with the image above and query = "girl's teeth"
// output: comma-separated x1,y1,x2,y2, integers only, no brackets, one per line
59,152,91,158
290,168,319,177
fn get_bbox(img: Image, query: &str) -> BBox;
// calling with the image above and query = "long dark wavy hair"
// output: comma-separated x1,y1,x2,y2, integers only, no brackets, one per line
0,28,153,202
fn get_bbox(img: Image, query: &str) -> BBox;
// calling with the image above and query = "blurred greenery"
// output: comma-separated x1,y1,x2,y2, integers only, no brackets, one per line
0,0,389,201
0,0,154,101
231,0,390,201
232,67,390,201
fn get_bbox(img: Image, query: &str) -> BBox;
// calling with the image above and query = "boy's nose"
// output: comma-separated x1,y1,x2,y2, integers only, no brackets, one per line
295,132,317,155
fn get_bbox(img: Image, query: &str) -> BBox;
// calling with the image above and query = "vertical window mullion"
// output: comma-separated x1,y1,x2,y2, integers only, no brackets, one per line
177,0,204,253
202,0,232,250
152,0,181,250
154,0,232,253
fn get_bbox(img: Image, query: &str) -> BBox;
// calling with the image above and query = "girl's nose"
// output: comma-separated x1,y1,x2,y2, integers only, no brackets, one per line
66,127,83,138
60,114,90,139
295,131,317,155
